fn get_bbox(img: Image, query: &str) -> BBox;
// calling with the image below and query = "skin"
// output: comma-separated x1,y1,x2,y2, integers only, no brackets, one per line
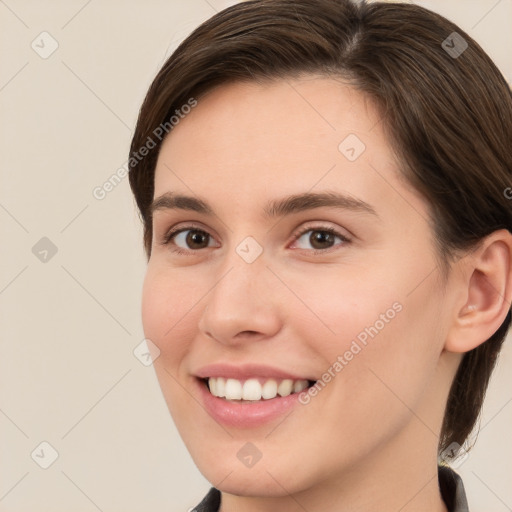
141,77,512,511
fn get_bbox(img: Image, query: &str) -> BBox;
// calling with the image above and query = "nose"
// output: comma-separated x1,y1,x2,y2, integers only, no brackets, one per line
197,253,282,346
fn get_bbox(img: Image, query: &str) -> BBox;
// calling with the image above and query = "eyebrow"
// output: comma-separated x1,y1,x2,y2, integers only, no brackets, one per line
150,191,378,219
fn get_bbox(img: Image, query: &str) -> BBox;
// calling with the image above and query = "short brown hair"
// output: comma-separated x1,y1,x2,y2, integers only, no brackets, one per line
128,0,512,455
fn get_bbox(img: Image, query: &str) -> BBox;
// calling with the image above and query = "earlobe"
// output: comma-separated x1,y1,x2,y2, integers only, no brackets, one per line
445,229,512,353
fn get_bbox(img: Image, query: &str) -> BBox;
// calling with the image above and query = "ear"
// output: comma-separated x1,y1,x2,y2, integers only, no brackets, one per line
445,229,512,353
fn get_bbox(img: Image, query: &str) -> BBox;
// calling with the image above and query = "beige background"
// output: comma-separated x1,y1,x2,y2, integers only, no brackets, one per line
0,1,511,511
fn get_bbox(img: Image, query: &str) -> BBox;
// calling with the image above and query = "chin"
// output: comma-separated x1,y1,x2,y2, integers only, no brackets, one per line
189,443,313,498
207,467,305,498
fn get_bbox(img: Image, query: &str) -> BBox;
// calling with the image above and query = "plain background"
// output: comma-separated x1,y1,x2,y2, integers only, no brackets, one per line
0,1,511,511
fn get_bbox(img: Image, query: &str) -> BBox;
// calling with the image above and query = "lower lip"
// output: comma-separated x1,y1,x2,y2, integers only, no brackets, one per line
196,378,307,428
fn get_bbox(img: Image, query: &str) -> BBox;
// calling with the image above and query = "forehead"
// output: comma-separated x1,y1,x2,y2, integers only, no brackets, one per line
153,77,424,221
161,77,384,156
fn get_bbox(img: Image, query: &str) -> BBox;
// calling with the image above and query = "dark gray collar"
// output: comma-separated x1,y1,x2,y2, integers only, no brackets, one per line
438,465,470,511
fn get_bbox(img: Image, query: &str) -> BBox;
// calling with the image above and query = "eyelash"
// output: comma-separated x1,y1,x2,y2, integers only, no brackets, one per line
160,223,351,256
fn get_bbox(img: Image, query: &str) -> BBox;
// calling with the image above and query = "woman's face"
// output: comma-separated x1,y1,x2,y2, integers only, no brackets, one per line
142,77,460,497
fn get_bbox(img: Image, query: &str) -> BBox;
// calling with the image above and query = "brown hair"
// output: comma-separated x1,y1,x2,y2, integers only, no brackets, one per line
128,0,512,455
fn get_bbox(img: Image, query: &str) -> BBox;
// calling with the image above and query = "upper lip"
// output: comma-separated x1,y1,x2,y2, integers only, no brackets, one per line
194,363,315,382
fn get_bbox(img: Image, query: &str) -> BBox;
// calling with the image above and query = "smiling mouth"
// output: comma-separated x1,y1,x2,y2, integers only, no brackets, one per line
201,377,317,402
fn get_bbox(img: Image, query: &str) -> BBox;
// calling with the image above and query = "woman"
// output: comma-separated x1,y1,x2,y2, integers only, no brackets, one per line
128,1,512,510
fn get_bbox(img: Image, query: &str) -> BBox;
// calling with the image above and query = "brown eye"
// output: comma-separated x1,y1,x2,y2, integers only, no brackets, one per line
164,228,217,252
309,231,337,249
184,230,210,249
292,227,349,252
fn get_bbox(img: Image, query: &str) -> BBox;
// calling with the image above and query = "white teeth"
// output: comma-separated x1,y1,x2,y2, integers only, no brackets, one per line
277,379,293,397
208,377,217,396
261,379,278,399
293,380,308,393
242,379,262,400
225,378,242,400
206,377,310,401
216,377,225,397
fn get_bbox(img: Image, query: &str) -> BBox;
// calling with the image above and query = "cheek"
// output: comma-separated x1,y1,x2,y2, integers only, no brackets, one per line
334,274,446,422
141,265,204,422
284,263,405,349
141,266,200,364
290,255,444,404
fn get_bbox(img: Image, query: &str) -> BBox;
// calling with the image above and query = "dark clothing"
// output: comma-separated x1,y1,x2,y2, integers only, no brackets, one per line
191,465,469,511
